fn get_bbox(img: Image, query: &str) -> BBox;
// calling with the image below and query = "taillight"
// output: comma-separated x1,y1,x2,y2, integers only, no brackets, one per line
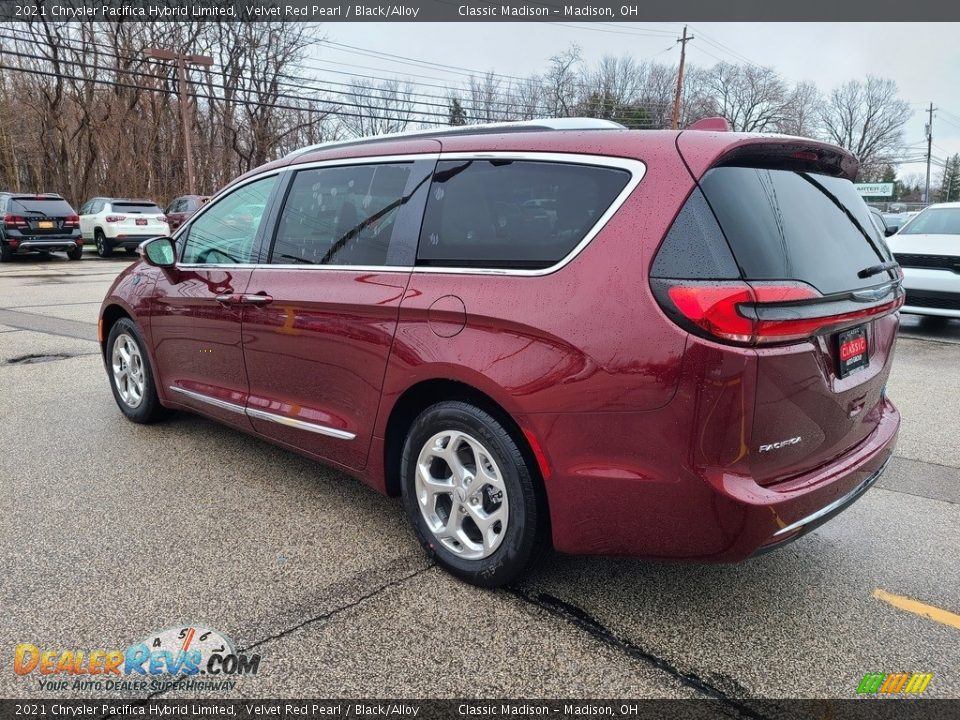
105,215,126,222
3,214,27,228
657,280,903,346
62,214,80,227
157,215,168,223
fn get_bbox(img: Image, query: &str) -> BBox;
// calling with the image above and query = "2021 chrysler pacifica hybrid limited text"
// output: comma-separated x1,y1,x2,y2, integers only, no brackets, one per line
100,118,903,586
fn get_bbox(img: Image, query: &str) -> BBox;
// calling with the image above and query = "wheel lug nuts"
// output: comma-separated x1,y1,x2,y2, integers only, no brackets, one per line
469,497,479,506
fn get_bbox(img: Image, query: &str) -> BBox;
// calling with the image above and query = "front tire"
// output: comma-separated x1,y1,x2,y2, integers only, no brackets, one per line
106,318,170,424
95,230,113,258
400,401,546,587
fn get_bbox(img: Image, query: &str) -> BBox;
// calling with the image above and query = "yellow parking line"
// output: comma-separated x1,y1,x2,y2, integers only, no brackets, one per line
872,588,960,630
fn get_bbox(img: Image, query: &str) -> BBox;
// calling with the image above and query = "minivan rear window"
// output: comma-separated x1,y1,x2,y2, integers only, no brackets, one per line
417,159,630,269
699,167,895,295
8,198,75,216
113,202,162,214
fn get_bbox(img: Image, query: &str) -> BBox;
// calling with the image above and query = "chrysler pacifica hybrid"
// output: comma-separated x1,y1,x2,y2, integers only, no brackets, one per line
99,118,903,586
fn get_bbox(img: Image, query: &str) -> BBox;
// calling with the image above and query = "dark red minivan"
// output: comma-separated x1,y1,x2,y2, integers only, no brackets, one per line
99,118,902,586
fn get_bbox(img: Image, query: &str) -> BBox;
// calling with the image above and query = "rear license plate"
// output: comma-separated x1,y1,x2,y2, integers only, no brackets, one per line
837,325,869,378
37,221,54,229
135,218,148,226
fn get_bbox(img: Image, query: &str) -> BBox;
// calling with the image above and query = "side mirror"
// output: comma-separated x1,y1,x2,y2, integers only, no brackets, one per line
140,236,176,268
885,227,897,237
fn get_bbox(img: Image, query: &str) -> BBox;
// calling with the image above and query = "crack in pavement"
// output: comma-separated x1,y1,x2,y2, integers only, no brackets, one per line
507,587,777,719
134,561,435,705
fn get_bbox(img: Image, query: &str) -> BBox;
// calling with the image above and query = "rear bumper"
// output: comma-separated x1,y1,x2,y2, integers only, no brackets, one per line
108,235,161,249
528,396,900,560
6,238,81,252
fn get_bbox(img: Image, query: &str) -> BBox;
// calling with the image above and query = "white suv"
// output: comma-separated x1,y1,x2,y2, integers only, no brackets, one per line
888,201,960,318
78,197,170,257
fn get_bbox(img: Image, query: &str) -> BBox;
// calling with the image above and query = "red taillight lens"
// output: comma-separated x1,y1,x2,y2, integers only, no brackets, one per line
62,214,80,227
662,281,902,346
3,214,27,228
105,215,126,223
667,284,756,343
157,215,168,223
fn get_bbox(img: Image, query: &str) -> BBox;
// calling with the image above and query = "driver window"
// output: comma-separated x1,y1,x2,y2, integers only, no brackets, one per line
182,176,276,265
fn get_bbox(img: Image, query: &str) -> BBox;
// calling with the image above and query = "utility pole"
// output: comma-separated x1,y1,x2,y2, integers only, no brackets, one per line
924,102,935,204
671,25,694,130
145,48,214,195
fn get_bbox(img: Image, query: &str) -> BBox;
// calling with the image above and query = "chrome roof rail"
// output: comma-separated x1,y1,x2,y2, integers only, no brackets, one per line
283,118,625,159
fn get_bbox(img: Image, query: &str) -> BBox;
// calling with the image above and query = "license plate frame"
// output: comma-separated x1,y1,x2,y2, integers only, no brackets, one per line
135,218,148,226
37,220,54,229
837,325,869,378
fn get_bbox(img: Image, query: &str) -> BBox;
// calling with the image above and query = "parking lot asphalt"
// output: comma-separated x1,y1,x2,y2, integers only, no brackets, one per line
1,250,957,703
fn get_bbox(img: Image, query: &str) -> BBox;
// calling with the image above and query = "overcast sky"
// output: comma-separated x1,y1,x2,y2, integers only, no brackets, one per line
312,22,960,183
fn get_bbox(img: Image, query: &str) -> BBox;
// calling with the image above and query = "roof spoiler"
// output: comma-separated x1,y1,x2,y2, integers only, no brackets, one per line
713,141,859,180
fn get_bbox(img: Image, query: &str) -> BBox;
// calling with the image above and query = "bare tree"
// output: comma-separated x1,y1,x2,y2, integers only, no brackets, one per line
776,81,821,138
819,76,912,180
543,45,583,117
338,78,416,137
700,63,791,132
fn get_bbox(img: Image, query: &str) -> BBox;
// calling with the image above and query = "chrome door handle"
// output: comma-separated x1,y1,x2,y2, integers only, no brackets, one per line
215,293,235,306
240,293,273,306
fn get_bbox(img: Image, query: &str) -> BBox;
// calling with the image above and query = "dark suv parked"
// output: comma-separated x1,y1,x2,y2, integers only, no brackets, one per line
0,193,83,261
99,119,903,587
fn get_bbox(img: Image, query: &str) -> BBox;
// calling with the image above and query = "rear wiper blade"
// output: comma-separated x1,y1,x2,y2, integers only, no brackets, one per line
857,260,900,279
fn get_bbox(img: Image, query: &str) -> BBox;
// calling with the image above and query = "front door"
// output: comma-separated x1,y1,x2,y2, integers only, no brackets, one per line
149,174,279,428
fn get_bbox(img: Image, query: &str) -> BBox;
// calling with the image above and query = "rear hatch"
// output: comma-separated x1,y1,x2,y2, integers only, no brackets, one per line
6,196,78,236
653,145,903,485
111,201,167,234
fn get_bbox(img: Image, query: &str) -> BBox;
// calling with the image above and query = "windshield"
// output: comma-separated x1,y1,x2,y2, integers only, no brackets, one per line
898,207,960,235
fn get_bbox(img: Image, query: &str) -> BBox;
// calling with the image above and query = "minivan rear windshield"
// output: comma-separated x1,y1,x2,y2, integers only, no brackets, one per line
113,202,162,214
897,207,960,235
699,167,894,295
8,198,75,216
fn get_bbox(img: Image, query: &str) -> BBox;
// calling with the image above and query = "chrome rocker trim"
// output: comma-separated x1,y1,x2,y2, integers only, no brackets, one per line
169,386,356,441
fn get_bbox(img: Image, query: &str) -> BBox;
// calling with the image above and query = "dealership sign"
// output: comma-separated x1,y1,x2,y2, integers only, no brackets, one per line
855,183,895,198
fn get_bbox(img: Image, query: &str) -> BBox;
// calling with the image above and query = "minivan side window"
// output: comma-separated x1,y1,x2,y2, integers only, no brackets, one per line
417,159,631,269
270,163,413,266
181,176,277,265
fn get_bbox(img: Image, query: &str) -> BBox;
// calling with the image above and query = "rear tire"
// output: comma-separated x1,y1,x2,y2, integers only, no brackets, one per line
0,243,12,262
95,230,113,258
67,246,83,261
106,318,171,424
400,401,547,588
125,247,137,256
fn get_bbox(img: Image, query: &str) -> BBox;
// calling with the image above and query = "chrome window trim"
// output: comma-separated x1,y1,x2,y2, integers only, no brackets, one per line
173,151,645,277
169,386,356,441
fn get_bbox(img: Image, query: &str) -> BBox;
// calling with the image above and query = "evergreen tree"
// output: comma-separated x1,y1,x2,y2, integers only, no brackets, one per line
939,154,960,202
448,98,467,126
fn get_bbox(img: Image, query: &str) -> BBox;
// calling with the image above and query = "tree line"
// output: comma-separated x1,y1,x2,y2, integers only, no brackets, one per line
0,21,924,210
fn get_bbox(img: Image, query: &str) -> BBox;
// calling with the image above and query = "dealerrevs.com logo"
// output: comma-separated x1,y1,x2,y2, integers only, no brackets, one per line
13,625,261,692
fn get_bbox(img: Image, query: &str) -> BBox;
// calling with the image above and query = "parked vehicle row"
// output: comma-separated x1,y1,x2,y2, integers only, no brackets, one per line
99,118,903,587
0,191,210,261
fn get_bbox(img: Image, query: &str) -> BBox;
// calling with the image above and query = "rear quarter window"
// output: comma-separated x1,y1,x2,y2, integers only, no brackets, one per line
417,159,630,269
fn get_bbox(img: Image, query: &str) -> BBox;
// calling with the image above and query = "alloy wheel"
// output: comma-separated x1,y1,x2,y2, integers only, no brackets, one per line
111,332,145,408
415,430,509,559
